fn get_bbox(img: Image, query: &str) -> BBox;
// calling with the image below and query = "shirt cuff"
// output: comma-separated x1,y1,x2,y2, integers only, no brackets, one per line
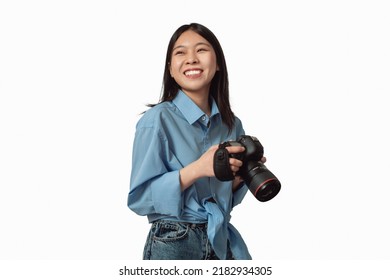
151,170,183,217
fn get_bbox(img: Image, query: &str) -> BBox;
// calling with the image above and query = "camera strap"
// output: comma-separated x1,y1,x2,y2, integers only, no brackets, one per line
213,143,235,181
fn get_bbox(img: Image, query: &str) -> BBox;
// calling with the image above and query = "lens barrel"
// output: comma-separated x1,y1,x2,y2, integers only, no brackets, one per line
242,161,281,202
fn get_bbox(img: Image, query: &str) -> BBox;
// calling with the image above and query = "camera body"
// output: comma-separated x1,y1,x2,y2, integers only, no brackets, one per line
214,135,281,202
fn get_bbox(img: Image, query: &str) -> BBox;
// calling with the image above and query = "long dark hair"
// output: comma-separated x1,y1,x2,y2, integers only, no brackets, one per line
149,23,235,131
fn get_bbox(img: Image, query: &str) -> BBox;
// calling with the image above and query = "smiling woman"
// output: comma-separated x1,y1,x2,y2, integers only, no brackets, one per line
127,23,264,260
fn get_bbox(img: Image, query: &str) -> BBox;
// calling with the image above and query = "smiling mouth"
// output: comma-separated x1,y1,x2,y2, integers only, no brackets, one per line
184,70,202,76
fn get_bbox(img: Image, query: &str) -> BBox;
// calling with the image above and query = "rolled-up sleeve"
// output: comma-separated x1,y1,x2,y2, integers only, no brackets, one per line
127,125,183,217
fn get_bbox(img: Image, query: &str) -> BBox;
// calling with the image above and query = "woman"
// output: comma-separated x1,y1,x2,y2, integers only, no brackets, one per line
128,23,261,260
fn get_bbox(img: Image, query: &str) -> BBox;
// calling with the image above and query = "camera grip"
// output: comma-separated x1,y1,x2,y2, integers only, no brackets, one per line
213,144,235,181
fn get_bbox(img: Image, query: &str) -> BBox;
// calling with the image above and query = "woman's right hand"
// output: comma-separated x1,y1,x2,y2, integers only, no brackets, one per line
180,144,245,191
197,145,245,177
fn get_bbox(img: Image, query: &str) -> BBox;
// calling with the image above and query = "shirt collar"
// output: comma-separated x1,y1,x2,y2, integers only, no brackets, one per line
172,90,220,125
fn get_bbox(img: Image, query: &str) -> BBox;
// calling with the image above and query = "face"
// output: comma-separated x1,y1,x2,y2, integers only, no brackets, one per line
169,30,219,97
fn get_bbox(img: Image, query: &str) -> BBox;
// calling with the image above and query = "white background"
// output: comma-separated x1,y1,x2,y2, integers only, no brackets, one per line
1,0,389,263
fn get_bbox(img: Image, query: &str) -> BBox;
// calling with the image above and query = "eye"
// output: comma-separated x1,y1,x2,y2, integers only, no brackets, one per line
173,50,185,56
197,48,208,53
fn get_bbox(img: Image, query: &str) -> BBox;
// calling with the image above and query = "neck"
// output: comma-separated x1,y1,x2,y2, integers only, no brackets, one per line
183,90,211,116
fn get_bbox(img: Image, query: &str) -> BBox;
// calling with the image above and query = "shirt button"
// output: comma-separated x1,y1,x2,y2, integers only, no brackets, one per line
202,116,206,121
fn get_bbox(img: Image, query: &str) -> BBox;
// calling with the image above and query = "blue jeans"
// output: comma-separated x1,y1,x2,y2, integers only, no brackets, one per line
143,220,234,260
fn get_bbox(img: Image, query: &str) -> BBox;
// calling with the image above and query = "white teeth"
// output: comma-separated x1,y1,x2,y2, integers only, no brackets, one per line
185,70,201,76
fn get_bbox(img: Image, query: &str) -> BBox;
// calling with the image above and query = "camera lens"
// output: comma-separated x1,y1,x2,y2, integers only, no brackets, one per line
250,175,281,202
242,161,281,202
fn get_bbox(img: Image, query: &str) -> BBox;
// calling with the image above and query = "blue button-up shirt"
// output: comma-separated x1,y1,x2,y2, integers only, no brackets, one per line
128,90,251,259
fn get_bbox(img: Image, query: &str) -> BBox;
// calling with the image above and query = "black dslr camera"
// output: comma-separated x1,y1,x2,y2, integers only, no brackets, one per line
213,135,281,202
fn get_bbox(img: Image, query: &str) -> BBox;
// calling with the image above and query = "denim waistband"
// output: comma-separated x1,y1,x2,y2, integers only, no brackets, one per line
152,220,208,230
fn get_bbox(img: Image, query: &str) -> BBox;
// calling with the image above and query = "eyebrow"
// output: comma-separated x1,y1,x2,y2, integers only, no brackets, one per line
172,42,211,51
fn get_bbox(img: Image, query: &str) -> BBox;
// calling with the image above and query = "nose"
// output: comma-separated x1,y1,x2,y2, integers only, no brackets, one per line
185,51,198,64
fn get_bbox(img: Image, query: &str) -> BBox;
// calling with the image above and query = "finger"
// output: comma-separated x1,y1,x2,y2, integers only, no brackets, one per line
229,158,243,167
230,165,240,172
233,176,244,185
235,176,244,182
226,146,245,154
